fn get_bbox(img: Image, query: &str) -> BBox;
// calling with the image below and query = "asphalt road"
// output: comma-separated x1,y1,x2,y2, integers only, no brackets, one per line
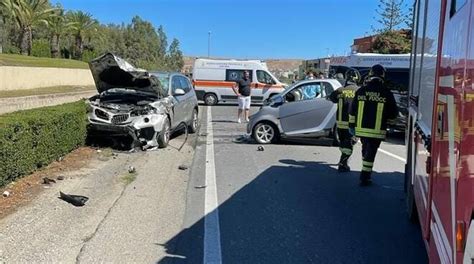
160,104,428,264
0,104,427,264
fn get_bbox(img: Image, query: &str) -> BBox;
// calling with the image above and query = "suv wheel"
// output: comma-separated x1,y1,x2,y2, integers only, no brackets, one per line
188,108,198,134
157,118,171,148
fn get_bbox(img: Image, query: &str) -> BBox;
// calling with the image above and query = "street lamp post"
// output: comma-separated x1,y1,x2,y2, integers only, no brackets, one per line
207,31,211,58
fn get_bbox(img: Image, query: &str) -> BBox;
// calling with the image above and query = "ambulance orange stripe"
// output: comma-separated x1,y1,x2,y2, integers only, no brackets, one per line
193,80,284,89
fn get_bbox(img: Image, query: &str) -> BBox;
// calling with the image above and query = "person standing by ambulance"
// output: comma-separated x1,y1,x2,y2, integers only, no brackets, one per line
232,70,252,123
328,68,361,172
348,64,398,186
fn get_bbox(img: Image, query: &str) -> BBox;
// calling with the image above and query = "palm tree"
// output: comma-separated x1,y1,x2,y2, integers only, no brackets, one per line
67,11,97,59
47,6,75,58
0,0,56,55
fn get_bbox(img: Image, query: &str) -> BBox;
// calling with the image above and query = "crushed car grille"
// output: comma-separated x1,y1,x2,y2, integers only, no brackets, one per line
95,109,110,120
112,114,129,124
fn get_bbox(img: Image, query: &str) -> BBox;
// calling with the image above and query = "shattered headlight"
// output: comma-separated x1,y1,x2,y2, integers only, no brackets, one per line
130,106,155,117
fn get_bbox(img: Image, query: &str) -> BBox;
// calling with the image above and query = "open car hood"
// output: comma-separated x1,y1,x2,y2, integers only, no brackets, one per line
89,53,163,97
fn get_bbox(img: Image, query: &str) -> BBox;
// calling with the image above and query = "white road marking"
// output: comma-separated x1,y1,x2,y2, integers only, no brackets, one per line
203,106,222,264
356,142,406,163
378,148,406,163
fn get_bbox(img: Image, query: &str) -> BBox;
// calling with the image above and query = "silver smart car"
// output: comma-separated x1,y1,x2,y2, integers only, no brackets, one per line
247,79,342,144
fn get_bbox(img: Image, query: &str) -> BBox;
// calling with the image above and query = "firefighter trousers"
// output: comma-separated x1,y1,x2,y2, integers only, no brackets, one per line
337,128,355,165
360,137,382,176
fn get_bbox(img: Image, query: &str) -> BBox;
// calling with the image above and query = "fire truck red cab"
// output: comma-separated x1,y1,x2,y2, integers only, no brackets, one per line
406,0,474,263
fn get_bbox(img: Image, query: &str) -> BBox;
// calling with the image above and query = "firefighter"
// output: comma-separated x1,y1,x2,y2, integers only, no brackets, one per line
328,68,361,172
348,64,398,186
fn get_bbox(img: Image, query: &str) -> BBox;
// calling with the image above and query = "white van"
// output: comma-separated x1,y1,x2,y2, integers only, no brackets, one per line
192,58,286,105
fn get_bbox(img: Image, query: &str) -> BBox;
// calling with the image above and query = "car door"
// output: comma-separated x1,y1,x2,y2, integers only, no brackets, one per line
171,75,186,126
279,81,335,136
178,76,193,123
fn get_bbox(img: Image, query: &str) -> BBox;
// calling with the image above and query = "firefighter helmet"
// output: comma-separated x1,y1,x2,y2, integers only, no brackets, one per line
345,68,361,84
369,64,386,79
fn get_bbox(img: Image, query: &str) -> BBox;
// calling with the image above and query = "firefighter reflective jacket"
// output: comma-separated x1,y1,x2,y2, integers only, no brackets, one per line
328,82,359,129
348,77,398,139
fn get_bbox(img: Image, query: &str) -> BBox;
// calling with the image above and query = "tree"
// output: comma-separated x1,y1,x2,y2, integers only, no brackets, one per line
157,25,167,62
67,10,98,59
371,30,411,54
47,5,74,58
121,16,161,69
374,0,407,32
166,38,184,71
0,0,56,55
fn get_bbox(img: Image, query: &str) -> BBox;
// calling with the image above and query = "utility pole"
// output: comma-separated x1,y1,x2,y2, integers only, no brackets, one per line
207,31,211,58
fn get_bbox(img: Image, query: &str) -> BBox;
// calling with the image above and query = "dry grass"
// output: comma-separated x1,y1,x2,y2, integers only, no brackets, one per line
0,85,96,98
0,147,96,220
0,54,89,69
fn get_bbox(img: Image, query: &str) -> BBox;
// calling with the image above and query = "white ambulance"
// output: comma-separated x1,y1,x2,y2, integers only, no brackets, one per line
192,58,286,105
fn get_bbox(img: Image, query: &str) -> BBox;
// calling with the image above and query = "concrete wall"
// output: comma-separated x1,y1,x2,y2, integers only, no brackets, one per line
0,91,97,115
0,66,94,91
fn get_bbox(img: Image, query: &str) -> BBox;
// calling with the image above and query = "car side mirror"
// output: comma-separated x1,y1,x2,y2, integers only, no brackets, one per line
271,95,284,107
173,88,186,96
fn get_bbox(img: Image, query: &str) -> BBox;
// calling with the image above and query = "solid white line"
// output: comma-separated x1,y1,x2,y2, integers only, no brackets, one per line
378,148,406,163
203,106,222,264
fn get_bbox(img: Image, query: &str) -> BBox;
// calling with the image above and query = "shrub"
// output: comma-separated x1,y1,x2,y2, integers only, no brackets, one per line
0,101,87,187
81,50,97,63
31,39,51,58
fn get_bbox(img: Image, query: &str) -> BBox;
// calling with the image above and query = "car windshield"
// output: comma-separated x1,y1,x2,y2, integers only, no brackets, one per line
150,72,170,95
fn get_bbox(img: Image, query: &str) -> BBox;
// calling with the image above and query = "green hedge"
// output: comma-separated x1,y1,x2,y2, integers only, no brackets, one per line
0,101,87,187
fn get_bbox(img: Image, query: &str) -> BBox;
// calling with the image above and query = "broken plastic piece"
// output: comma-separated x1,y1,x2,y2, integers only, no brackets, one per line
59,191,89,207
128,166,136,173
43,177,56,184
194,185,207,189
3,191,10,197
178,165,189,170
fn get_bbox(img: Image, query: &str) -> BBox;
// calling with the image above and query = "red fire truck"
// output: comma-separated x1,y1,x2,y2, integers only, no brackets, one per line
406,0,474,263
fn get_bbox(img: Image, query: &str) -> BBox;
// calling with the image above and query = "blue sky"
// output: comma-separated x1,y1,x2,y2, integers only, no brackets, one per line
52,0,412,59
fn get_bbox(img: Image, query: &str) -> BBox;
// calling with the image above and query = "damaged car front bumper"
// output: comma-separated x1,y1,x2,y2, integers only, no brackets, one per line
87,105,168,149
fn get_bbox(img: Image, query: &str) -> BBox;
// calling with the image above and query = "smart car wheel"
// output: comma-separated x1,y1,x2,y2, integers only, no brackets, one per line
253,122,279,144
158,118,171,148
188,108,198,134
204,93,218,106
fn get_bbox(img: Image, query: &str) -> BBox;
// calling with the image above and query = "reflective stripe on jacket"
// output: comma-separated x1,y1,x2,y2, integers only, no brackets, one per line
328,83,359,130
348,77,398,139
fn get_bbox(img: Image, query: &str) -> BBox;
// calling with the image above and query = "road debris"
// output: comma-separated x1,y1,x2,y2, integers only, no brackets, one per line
57,176,65,181
194,185,207,189
178,165,189,170
59,191,89,207
257,146,265,151
3,191,10,197
58,156,64,162
42,177,56,184
128,166,136,174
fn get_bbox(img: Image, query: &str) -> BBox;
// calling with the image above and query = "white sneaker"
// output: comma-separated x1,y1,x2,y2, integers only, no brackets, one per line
237,118,241,123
